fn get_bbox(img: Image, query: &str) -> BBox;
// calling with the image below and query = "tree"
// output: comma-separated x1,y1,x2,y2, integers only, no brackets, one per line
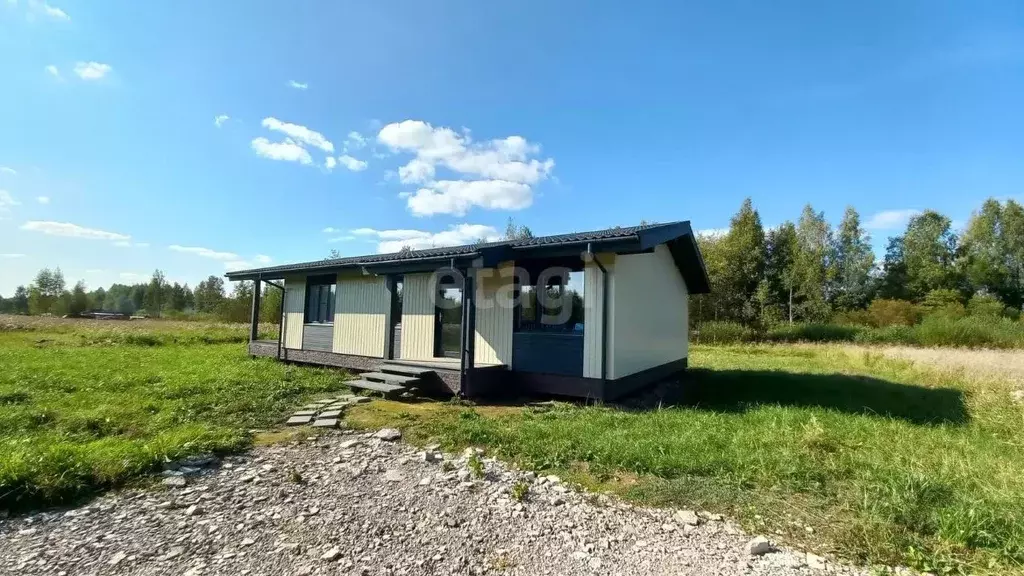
194,275,226,313
716,198,766,324
960,198,1024,308
900,210,959,300
144,270,166,317
9,286,29,314
760,222,798,323
504,217,534,240
89,286,106,311
259,284,283,324
792,205,833,321
831,206,875,311
28,267,66,315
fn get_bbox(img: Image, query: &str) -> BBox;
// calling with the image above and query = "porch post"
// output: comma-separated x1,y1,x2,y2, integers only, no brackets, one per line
458,268,476,396
249,278,261,343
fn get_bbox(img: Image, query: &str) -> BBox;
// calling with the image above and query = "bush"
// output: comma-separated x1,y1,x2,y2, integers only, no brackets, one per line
692,321,754,344
967,294,1008,318
915,315,1024,349
854,325,920,345
833,309,873,326
867,299,921,327
921,289,963,311
764,323,861,343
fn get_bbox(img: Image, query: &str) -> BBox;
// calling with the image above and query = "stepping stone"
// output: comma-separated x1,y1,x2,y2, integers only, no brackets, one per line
324,403,345,410
314,399,334,405
293,410,317,417
286,415,313,426
349,396,372,404
319,409,342,419
312,418,339,428
300,405,320,411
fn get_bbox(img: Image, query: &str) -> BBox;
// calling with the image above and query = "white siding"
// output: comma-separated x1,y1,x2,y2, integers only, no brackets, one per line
282,277,305,349
400,273,436,360
333,274,388,357
582,253,615,378
607,245,689,378
473,263,514,366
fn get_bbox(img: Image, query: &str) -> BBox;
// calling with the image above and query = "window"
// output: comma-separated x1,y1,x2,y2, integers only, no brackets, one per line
304,275,336,324
515,268,584,333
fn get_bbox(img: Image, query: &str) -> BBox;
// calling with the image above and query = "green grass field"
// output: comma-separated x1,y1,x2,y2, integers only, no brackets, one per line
0,316,348,510
3,315,1023,574
348,345,1024,575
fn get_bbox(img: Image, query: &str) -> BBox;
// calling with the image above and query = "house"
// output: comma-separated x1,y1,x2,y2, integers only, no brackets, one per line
225,221,710,401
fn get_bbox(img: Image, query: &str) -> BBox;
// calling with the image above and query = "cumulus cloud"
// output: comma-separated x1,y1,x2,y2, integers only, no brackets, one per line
324,156,337,172
0,167,16,175
327,235,355,243
261,117,333,153
214,114,230,128
345,131,367,150
322,227,339,234
287,80,308,90
697,227,729,238
350,224,501,253
21,220,130,241
251,137,313,165
73,61,112,80
0,190,20,212
864,209,921,230
45,65,61,79
254,254,272,264
337,154,367,172
36,196,50,204
26,0,69,20
377,120,554,216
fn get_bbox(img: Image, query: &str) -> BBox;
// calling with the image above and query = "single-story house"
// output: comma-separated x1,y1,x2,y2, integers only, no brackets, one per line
225,221,710,401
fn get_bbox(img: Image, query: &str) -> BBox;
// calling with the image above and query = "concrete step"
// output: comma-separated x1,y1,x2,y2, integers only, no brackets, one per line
362,372,421,386
378,363,436,378
347,379,407,396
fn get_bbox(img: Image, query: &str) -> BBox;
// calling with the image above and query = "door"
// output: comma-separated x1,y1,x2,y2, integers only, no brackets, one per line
434,282,463,358
389,276,403,359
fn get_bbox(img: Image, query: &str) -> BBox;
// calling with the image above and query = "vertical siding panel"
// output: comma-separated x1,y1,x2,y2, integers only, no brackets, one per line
474,264,513,366
400,273,436,360
582,255,614,379
283,277,305,349
333,275,388,357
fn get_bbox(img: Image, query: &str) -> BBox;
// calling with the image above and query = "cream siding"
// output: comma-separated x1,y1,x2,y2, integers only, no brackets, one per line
282,277,305,349
607,245,688,378
473,263,514,366
332,274,388,357
400,273,436,360
582,253,616,378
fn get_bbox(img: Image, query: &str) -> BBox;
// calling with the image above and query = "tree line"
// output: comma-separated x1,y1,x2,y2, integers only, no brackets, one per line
694,197,1024,327
0,270,281,324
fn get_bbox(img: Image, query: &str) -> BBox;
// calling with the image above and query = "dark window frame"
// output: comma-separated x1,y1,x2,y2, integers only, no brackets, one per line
514,268,585,334
304,275,336,324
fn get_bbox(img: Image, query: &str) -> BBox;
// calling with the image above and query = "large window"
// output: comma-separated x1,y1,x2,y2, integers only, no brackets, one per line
516,268,584,333
304,275,336,324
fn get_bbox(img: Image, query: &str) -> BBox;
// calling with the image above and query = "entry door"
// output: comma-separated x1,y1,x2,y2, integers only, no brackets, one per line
389,276,403,359
434,283,463,358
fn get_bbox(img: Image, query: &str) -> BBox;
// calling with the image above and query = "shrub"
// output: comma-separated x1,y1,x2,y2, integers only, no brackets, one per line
764,323,861,343
692,321,754,344
921,289,963,311
867,299,921,327
833,309,873,326
967,294,1008,318
854,325,920,345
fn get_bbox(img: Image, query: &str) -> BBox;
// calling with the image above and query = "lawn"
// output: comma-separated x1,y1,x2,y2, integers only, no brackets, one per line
0,315,348,510
347,344,1024,575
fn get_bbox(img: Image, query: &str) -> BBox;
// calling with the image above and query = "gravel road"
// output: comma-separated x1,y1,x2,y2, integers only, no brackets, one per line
1,429,873,576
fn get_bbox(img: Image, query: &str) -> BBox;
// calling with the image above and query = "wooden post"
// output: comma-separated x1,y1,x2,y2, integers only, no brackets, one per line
250,279,261,343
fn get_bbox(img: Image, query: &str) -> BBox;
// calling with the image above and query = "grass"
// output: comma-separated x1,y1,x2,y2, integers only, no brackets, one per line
347,344,1024,575
0,315,348,510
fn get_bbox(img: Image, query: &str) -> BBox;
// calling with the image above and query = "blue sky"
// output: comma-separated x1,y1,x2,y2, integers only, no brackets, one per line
1,0,1022,295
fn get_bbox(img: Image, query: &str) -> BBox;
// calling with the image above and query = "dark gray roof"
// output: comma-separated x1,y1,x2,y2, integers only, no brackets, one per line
226,221,711,293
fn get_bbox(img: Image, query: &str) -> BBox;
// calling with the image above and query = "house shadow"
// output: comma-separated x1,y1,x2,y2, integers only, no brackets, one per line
617,368,969,426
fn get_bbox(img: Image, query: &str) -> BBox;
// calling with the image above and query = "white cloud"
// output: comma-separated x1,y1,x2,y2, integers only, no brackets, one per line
377,120,554,216
406,179,533,217
251,137,313,165
697,228,729,238
45,65,61,79
21,220,130,241
345,131,367,150
36,196,50,204
327,235,355,243
864,209,921,230
287,80,308,90
352,224,501,253
73,61,112,80
214,114,230,128
337,154,367,172
324,156,337,172
322,227,339,234
135,242,150,248
0,190,20,211
26,0,68,19
113,240,131,247
398,158,434,184
0,253,26,259
168,245,240,260
261,117,333,153
119,272,146,281
254,254,272,264
0,167,16,175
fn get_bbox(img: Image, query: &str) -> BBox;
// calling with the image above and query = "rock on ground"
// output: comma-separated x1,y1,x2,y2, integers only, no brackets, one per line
0,431,870,576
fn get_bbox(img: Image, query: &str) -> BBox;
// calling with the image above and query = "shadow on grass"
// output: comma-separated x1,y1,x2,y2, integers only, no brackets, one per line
625,368,969,426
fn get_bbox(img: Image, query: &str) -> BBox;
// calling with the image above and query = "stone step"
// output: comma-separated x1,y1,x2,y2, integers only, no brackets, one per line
347,379,407,396
362,372,421,386
377,363,436,378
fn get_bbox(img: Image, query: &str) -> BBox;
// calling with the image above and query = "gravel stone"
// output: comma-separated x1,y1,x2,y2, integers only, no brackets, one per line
0,429,870,576
746,536,774,556
373,428,402,441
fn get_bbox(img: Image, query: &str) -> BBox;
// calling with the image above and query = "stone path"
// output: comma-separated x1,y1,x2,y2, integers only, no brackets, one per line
285,394,371,428
0,429,878,576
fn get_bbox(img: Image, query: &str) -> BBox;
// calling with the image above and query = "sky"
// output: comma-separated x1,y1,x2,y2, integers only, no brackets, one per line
1,0,1023,296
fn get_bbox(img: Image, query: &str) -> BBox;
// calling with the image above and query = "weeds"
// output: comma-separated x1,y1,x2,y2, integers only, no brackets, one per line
510,479,530,501
467,453,485,479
